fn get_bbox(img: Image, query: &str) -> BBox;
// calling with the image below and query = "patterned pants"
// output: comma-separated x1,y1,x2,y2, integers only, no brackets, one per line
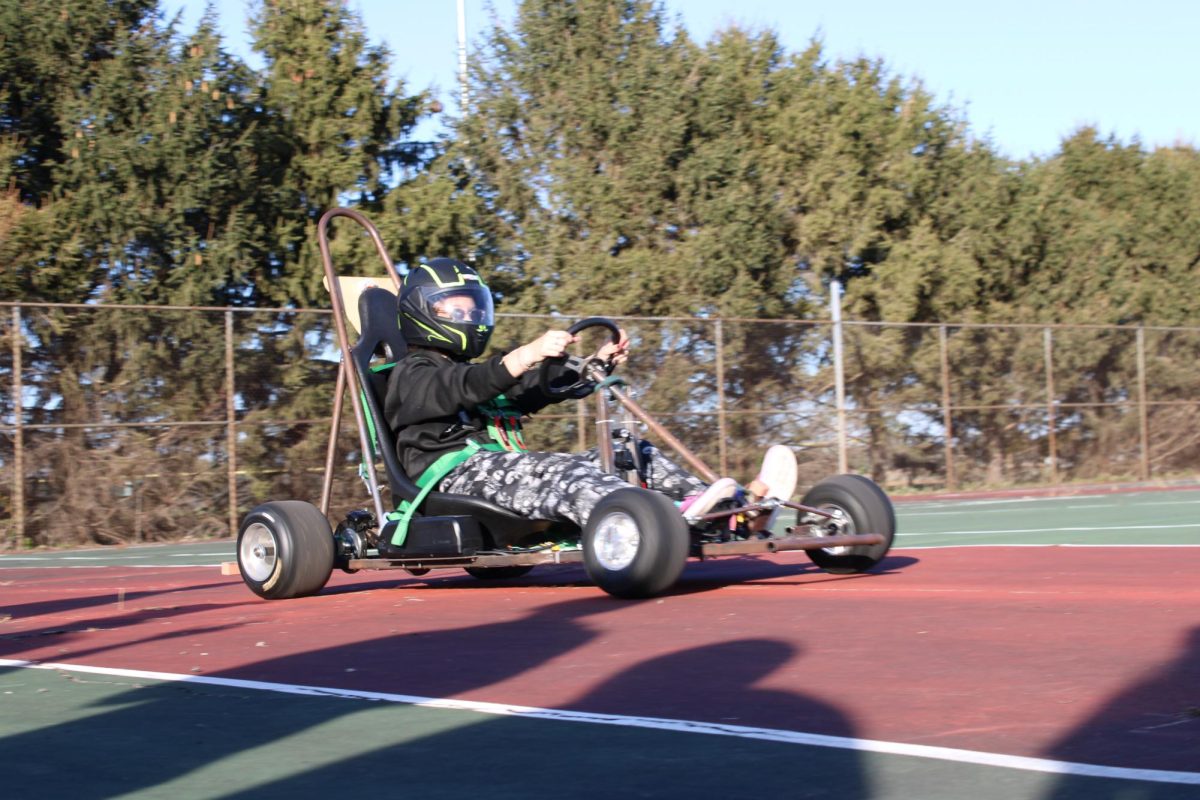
439,442,707,527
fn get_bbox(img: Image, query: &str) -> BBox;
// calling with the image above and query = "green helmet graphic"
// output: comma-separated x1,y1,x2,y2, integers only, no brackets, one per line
398,258,495,359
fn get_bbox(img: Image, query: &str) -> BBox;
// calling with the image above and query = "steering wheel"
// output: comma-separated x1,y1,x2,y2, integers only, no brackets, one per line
539,317,622,399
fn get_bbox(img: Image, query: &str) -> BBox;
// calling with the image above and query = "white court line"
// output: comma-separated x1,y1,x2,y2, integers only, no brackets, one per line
1096,499,1200,507
0,564,222,569
903,498,1200,516
0,555,151,561
903,508,1040,517
901,496,1066,510
898,523,1200,537
1,659,1196,786
902,491,1200,512
0,553,228,562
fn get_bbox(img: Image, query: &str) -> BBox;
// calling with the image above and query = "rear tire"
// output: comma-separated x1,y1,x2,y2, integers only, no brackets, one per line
801,475,895,574
238,501,335,599
583,488,688,598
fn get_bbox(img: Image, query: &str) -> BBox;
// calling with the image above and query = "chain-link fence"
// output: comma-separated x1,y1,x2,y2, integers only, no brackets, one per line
4,300,1200,549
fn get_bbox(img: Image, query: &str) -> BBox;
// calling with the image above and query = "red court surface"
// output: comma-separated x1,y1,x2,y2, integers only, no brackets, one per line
3,546,1198,778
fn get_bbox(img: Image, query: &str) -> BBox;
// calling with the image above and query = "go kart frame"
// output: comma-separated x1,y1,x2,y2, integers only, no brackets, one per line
235,209,895,600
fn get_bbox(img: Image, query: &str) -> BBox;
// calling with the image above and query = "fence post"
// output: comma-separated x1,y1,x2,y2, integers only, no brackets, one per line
1044,327,1058,483
830,281,848,474
1136,326,1149,481
10,306,24,549
225,310,238,537
939,325,956,491
714,318,728,475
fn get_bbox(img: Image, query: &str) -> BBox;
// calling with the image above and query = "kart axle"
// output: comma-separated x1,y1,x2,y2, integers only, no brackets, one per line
345,549,585,571
343,531,885,572
698,532,885,558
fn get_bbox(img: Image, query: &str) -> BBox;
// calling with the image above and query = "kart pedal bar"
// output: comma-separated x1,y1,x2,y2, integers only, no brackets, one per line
698,532,885,558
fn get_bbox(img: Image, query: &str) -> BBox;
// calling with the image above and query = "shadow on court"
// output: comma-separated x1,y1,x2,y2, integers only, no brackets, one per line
0,595,259,663
0,580,234,621
0,597,869,799
1044,625,1200,799
315,553,919,598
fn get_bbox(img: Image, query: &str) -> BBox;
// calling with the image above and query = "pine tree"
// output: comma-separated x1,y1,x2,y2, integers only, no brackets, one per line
448,0,702,315
0,0,160,205
249,0,427,304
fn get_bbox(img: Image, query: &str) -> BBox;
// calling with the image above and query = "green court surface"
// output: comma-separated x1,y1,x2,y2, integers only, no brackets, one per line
0,540,233,569
787,487,1200,548
0,663,1190,800
5,489,1198,572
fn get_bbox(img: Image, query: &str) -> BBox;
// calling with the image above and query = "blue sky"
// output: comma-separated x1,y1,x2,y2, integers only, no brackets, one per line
168,0,1199,160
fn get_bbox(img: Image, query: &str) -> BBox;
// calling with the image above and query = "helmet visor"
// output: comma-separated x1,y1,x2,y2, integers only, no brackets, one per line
424,285,494,326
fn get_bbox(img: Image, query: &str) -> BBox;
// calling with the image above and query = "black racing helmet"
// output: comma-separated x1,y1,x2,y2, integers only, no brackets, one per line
398,257,495,360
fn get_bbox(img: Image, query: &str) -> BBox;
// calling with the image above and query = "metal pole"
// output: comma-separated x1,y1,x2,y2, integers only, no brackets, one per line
830,280,848,473
1044,327,1058,483
595,387,614,473
320,362,347,517
576,390,588,452
1136,326,1150,481
135,484,143,543
456,0,469,113
575,336,587,451
607,385,719,484
10,306,23,549
316,208,403,527
939,325,956,491
714,318,728,475
225,310,238,536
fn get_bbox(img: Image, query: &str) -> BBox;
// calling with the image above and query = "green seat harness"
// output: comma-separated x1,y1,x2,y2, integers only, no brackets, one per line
361,368,529,546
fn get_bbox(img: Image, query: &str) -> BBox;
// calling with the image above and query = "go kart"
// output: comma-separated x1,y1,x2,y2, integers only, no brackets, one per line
235,209,895,600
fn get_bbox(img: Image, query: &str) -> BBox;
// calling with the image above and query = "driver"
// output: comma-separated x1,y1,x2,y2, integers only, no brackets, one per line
384,257,797,529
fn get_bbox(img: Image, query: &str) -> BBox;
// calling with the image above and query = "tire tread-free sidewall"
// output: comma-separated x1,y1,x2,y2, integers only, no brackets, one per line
802,474,895,574
237,501,334,599
583,488,688,598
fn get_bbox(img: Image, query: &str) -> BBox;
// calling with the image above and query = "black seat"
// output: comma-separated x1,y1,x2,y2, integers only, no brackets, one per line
350,287,555,544
349,286,419,501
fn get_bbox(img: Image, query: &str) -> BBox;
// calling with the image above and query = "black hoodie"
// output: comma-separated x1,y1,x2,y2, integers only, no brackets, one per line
383,348,562,479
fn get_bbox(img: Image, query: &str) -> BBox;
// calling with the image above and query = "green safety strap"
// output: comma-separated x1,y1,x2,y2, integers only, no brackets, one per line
479,393,529,453
358,361,397,480
387,439,507,546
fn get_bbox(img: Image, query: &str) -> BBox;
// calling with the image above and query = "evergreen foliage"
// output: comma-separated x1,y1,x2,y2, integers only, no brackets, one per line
3,0,1200,544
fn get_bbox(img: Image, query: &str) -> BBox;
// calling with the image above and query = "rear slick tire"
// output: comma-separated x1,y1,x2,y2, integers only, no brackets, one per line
237,501,335,599
801,474,895,574
583,487,688,599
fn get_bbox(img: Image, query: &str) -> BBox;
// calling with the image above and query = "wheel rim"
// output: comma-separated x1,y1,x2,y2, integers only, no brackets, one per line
811,504,854,555
240,522,278,581
593,511,641,570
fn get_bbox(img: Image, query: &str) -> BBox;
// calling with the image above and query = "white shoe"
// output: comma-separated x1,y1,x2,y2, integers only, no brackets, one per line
754,445,798,501
680,477,738,521
746,445,798,534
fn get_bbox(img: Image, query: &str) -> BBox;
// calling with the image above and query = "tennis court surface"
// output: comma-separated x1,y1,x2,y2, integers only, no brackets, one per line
2,489,1198,798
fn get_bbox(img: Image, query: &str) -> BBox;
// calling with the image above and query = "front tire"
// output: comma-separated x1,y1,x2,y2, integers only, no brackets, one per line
583,488,688,598
238,501,335,599
801,475,895,574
